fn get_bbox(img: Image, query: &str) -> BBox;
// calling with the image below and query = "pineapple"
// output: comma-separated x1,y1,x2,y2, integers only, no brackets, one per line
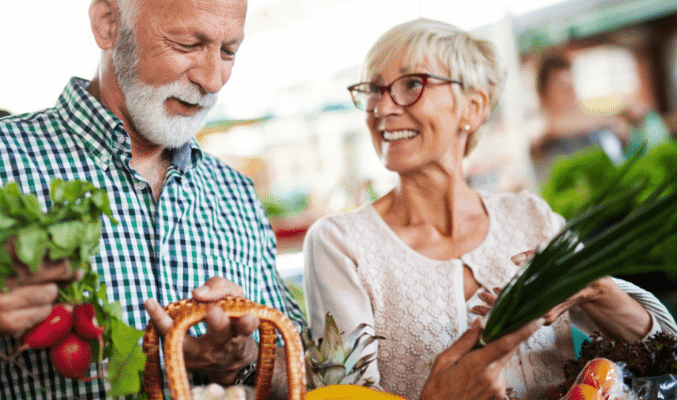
301,312,383,389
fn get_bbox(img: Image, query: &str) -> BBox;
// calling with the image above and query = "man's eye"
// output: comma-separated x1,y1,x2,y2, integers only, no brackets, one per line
174,41,199,51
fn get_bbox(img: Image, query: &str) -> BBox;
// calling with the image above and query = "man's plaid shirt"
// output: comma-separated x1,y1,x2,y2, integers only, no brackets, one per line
0,77,306,399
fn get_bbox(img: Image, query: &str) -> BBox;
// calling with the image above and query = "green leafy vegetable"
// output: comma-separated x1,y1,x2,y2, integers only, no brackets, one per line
481,146,677,345
0,179,146,398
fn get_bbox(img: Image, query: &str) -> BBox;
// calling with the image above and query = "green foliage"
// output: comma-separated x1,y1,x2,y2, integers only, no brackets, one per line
543,143,677,283
0,179,145,398
262,193,310,218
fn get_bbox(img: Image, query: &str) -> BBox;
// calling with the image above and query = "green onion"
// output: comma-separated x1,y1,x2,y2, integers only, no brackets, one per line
480,148,677,345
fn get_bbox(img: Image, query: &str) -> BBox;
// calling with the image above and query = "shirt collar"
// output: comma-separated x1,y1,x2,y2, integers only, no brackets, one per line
56,77,204,172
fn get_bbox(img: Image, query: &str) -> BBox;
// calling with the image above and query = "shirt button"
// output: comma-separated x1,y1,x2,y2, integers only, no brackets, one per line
135,182,146,191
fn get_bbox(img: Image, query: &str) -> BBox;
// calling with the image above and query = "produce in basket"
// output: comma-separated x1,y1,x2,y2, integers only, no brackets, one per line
480,148,677,346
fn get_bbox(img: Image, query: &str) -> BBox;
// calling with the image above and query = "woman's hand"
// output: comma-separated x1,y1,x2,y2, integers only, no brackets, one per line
479,249,652,340
144,277,260,385
470,249,607,325
420,317,544,400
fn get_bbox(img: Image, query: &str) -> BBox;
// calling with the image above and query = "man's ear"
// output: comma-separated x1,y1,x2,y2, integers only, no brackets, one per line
89,0,121,50
461,88,490,132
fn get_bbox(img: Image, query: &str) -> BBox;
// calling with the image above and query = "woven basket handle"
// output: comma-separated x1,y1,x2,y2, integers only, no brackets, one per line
142,297,307,400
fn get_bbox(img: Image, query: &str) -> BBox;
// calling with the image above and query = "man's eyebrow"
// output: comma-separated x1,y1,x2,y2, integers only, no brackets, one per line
190,31,244,45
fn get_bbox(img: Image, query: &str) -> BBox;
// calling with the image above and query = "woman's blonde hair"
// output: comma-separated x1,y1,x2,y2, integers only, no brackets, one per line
361,18,506,155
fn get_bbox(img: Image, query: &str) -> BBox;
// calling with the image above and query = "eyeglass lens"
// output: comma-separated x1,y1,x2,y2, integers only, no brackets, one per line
351,75,426,111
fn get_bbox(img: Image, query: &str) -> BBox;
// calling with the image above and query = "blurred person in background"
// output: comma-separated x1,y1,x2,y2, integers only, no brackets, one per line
303,18,676,400
0,0,305,398
529,54,649,182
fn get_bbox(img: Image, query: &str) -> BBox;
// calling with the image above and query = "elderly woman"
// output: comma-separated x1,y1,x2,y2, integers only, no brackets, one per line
303,18,676,400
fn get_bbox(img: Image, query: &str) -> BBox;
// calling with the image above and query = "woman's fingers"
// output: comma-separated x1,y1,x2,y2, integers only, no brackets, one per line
510,249,536,267
471,305,491,316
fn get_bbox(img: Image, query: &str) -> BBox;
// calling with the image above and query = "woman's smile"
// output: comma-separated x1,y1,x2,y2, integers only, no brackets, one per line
382,129,420,141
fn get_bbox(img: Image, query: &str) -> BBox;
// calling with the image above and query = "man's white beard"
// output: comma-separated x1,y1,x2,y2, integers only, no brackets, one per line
112,27,218,149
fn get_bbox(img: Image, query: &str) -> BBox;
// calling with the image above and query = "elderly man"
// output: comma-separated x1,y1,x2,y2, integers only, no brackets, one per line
0,0,305,398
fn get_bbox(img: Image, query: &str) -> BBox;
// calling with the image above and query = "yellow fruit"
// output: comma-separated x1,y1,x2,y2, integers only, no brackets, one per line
306,385,406,400
578,358,618,394
564,383,603,400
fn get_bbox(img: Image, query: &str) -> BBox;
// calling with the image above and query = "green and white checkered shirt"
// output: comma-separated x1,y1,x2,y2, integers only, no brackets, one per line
0,77,306,399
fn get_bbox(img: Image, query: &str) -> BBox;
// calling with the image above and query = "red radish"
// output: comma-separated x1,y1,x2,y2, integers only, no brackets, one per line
49,333,93,380
23,304,73,349
74,303,104,340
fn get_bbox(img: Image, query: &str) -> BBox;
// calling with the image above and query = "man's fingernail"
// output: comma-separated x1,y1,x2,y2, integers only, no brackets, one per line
193,286,208,296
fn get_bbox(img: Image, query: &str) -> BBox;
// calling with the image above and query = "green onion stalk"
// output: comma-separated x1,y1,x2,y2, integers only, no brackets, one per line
480,148,677,346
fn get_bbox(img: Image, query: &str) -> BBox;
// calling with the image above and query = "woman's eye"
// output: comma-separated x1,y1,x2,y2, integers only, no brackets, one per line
404,78,424,90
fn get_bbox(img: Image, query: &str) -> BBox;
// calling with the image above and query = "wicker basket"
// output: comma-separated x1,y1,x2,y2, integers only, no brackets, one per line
142,297,307,400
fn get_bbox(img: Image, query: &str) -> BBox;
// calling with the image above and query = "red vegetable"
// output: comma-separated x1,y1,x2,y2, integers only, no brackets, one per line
74,303,104,340
23,304,73,349
49,333,93,379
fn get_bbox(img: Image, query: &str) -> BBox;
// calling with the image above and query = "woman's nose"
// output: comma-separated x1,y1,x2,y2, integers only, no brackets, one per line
372,90,402,117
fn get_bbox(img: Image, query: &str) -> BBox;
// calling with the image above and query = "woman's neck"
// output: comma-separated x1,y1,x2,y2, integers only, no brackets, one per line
383,167,479,226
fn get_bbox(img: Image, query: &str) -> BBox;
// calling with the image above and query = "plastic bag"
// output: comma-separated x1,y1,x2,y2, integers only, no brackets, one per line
560,358,636,400
631,374,677,400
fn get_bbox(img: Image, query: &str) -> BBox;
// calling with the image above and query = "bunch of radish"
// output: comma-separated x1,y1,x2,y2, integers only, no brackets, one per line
1,180,147,398
14,303,104,380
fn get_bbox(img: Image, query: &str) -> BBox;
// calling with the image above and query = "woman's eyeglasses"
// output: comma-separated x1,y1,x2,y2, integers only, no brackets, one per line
347,73,464,112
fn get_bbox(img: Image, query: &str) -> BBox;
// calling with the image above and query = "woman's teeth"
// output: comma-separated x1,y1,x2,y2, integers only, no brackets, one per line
383,130,419,141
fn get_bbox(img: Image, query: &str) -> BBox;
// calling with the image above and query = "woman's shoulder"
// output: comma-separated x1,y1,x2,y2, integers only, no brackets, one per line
479,190,556,218
480,189,550,207
305,203,378,240
478,189,564,239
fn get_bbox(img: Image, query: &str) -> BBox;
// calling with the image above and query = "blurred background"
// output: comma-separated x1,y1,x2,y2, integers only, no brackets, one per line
2,0,677,314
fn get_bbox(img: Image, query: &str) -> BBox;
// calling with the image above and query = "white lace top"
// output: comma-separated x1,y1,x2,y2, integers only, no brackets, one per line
302,191,670,400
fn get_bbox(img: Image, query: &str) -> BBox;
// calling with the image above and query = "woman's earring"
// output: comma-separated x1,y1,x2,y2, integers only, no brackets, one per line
464,124,471,132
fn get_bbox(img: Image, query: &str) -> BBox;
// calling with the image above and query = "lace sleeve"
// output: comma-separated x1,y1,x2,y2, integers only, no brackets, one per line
302,217,382,387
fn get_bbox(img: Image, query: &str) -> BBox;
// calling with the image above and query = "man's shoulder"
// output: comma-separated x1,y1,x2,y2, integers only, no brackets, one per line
0,108,61,133
195,152,253,184
0,108,64,151
190,152,260,201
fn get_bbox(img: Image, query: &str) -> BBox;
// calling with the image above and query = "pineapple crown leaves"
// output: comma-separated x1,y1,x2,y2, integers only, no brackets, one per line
302,312,383,388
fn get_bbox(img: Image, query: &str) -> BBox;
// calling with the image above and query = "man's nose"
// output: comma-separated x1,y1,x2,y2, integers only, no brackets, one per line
190,48,230,94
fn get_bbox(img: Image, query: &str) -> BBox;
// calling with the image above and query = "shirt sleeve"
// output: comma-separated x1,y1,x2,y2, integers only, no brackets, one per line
302,217,382,388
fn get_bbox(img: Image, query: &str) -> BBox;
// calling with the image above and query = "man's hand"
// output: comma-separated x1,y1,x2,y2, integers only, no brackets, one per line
419,317,544,400
0,238,80,337
144,276,260,385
